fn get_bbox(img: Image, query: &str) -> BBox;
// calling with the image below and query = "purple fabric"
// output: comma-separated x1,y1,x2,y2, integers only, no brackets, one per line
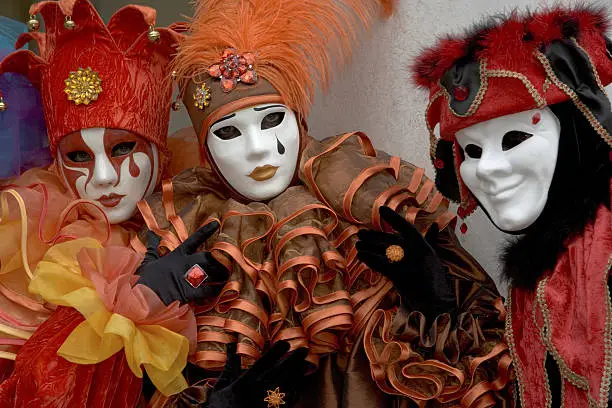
0,47,51,179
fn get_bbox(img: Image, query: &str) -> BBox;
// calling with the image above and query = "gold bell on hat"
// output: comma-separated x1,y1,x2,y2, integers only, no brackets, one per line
148,26,161,42
0,96,7,112
64,16,76,30
27,15,40,32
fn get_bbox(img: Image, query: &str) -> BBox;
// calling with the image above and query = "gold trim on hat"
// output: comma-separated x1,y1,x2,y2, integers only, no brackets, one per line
536,50,612,148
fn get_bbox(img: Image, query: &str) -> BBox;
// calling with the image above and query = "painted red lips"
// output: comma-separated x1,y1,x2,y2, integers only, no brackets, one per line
98,193,126,208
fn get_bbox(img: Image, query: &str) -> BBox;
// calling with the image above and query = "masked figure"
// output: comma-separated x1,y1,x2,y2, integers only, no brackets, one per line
410,6,612,407
0,0,211,406
136,0,512,406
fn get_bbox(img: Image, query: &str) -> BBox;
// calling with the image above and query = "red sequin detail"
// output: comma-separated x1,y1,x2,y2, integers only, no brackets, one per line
184,264,208,288
208,48,258,92
453,86,469,102
532,112,542,125
434,158,445,169
460,223,468,234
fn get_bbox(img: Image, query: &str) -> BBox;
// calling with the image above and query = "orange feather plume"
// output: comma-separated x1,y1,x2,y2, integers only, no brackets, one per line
173,0,392,118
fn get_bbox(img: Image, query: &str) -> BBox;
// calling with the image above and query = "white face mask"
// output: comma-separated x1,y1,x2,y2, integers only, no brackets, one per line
456,107,560,232
207,103,300,201
57,127,159,224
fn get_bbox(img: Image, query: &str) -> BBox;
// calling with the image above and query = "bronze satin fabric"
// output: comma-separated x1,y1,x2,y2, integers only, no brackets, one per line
140,133,512,406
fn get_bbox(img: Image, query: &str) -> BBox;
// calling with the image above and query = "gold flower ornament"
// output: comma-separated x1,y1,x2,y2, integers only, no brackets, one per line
264,387,286,408
64,67,102,105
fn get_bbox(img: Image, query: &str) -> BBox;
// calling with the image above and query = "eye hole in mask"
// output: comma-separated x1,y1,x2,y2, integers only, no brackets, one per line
213,126,242,140
464,144,482,159
67,150,93,163
261,112,285,130
111,141,136,157
502,131,533,151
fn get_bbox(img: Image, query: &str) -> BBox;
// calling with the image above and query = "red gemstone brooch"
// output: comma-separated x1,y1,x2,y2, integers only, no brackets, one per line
208,48,258,93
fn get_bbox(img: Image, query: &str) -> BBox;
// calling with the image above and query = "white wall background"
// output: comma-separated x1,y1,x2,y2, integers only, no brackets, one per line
96,0,612,297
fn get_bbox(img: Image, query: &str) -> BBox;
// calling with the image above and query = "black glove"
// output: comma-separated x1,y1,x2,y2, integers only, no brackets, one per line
136,221,228,305
206,341,309,408
356,206,456,320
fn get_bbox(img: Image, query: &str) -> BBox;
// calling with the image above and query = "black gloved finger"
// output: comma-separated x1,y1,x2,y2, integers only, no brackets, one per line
186,252,229,283
355,239,393,257
379,206,423,242
356,250,391,273
214,343,241,391
356,229,403,247
142,230,161,265
241,341,291,382
179,221,220,255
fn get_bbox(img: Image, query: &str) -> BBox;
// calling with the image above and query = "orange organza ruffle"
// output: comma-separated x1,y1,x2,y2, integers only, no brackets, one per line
28,238,197,396
0,166,133,360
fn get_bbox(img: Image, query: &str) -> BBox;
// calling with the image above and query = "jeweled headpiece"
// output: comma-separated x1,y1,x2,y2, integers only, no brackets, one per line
172,0,394,164
0,0,180,157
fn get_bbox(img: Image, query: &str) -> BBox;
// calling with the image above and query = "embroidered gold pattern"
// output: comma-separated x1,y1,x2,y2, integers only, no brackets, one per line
534,274,612,408
535,51,612,148
505,290,527,407
536,278,591,390
441,59,489,118
571,38,606,93
487,69,547,108
543,78,551,94
441,59,549,121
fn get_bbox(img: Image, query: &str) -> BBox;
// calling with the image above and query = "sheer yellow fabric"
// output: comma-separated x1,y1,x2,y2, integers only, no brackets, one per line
29,238,190,396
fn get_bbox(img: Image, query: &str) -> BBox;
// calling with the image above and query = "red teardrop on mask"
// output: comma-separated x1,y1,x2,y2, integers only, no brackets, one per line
129,155,140,178
532,112,541,125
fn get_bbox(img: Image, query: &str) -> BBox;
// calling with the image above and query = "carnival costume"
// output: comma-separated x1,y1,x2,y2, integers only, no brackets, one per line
0,0,203,406
412,6,612,407
138,0,513,406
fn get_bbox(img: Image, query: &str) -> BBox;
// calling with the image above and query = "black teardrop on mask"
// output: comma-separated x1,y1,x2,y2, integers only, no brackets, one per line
277,137,286,155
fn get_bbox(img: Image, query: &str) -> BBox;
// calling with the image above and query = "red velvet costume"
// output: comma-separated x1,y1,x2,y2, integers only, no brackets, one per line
413,7,612,407
0,1,195,406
